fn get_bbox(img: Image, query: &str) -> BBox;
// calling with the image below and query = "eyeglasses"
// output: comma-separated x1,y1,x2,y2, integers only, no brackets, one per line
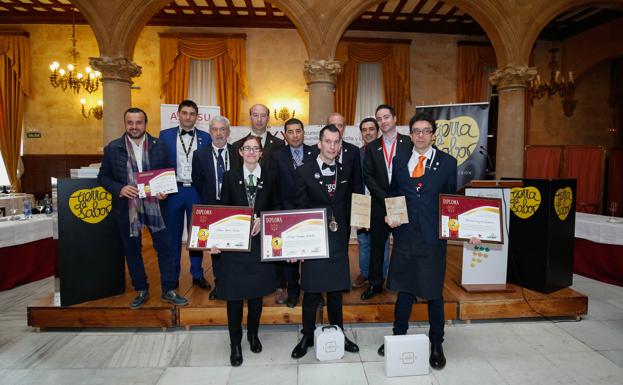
242,146,261,153
411,128,433,135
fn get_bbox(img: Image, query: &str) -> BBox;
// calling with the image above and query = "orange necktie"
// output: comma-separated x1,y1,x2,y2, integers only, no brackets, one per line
411,155,426,178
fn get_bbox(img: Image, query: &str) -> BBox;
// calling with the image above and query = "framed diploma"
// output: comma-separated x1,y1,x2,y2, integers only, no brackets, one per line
439,194,504,244
260,208,330,261
350,193,371,228
136,168,178,198
187,205,253,251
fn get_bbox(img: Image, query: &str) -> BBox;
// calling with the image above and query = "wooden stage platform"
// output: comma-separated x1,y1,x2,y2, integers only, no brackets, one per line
27,241,588,329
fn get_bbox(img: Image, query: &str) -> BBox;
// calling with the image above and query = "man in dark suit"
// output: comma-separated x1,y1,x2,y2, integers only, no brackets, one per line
327,112,364,195
378,112,460,370
98,107,188,309
159,100,212,290
290,124,359,359
361,104,412,300
270,118,318,307
191,115,238,299
233,104,284,168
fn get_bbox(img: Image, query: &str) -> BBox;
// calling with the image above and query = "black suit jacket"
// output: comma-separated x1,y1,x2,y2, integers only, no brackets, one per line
294,160,352,292
233,131,284,170
340,140,364,195
191,144,238,205
363,133,412,218
271,144,318,209
97,133,169,220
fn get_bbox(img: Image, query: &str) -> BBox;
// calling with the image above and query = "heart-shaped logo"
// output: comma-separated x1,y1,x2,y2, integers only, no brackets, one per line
554,187,573,221
434,115,480,166
510,186,541,219
68,186,112,224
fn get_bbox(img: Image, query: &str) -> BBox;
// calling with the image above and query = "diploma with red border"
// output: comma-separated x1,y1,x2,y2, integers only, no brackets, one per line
439,194,504,244
187,205,253,251
136,168,178,198
261,208,330,261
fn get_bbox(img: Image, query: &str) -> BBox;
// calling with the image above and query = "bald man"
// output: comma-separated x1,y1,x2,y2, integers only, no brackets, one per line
233,104,284,169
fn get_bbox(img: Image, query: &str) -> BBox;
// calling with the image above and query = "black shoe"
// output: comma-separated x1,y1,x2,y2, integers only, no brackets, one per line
130,290,149,309
230,344,243,366
161,290,189,306
286,295,299,308
209,287,217,300
247,332,262,353
360,285,382,300
291,335,314,359
344,336,359,353
192,277,211,290
377,344,384,357
430,343,446,370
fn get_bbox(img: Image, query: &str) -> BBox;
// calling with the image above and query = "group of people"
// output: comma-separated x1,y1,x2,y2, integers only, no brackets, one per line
97,100,459,370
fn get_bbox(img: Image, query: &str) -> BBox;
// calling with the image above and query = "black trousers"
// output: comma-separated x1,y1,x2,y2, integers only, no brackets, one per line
226,297,263,345
393,291,445,345
276,261,300,298
302,291,343,336
368,216,391,288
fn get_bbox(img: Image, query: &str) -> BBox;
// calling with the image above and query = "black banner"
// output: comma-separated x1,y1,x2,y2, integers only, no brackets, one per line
57,178,124,306
417,103,489,188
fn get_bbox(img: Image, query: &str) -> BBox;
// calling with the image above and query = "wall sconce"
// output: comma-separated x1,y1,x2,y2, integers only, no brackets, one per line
274,106,295,122
81,98,103,120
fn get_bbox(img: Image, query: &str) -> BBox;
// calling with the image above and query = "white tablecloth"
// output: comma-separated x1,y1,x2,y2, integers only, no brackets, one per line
0,214,56,248
575,212,623,246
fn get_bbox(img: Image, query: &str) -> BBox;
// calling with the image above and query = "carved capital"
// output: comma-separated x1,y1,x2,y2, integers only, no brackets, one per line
89,57,142,83
489,66,537,91
303,59,342,85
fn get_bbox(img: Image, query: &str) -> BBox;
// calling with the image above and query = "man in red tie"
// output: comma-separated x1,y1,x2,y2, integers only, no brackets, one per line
378,112,458,370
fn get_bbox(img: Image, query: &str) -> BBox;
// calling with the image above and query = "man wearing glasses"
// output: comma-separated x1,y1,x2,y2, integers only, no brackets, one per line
378,112,458,370
233,104,284,168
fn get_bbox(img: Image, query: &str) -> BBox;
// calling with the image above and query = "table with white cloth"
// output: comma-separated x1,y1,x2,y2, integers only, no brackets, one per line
0,214,58,290
574,213,623,286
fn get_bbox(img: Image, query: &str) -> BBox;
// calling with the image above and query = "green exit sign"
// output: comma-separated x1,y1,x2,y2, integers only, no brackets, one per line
26,132,41,139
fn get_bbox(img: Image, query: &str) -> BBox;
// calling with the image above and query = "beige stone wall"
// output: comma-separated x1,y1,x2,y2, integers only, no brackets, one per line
21,24,103,155
528,36,618,149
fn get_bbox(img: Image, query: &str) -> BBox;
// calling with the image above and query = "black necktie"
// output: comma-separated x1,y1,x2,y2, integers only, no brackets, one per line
322,163,336,172
180,130,195,136
216,148,225,184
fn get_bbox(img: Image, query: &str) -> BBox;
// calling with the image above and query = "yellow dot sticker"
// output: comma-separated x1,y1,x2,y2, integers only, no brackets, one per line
68,186,112,224
510,186,541,219
554,187,573,221
434,116,480,166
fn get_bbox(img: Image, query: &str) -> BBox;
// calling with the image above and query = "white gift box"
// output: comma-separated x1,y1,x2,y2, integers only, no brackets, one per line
384,334,430,377
314,325,345,361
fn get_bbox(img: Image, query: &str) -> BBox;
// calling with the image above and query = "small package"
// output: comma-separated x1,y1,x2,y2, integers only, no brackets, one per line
314,325,345,361
384,334,429,377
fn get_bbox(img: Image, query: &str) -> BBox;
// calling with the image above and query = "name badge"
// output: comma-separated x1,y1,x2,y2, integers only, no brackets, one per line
182,164,192,180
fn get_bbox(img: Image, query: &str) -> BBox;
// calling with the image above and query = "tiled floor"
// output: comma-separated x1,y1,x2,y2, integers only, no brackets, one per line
1,274,622,385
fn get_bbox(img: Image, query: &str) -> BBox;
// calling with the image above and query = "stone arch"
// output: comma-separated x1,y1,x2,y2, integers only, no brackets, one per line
316,0,513,65
520,0,623,68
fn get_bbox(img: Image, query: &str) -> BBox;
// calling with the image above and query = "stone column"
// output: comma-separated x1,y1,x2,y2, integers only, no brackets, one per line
89,57,142,146
303,59,342,125
489,65,537,178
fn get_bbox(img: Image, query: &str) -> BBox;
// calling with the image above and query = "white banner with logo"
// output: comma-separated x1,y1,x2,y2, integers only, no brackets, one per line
160,104,220,132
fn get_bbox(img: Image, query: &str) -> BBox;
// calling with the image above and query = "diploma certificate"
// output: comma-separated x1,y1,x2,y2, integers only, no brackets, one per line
136,168,178,198
385,196,409,225
439,194,503,244
187,205,253,251
350,193,371,228
261,208,330,261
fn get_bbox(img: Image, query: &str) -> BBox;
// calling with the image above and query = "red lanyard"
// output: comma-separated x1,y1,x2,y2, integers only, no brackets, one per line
382,137,397,169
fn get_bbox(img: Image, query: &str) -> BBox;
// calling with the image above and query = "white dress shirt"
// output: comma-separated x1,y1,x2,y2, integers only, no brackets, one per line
176,128,197,183
408,147,435,176
129,135,146,173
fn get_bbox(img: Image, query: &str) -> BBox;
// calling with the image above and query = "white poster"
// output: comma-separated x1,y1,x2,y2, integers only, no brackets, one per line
160,104,220,132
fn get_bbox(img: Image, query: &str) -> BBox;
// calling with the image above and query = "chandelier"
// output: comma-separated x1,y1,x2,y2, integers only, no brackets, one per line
49,10,101,94
529,47,574,101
